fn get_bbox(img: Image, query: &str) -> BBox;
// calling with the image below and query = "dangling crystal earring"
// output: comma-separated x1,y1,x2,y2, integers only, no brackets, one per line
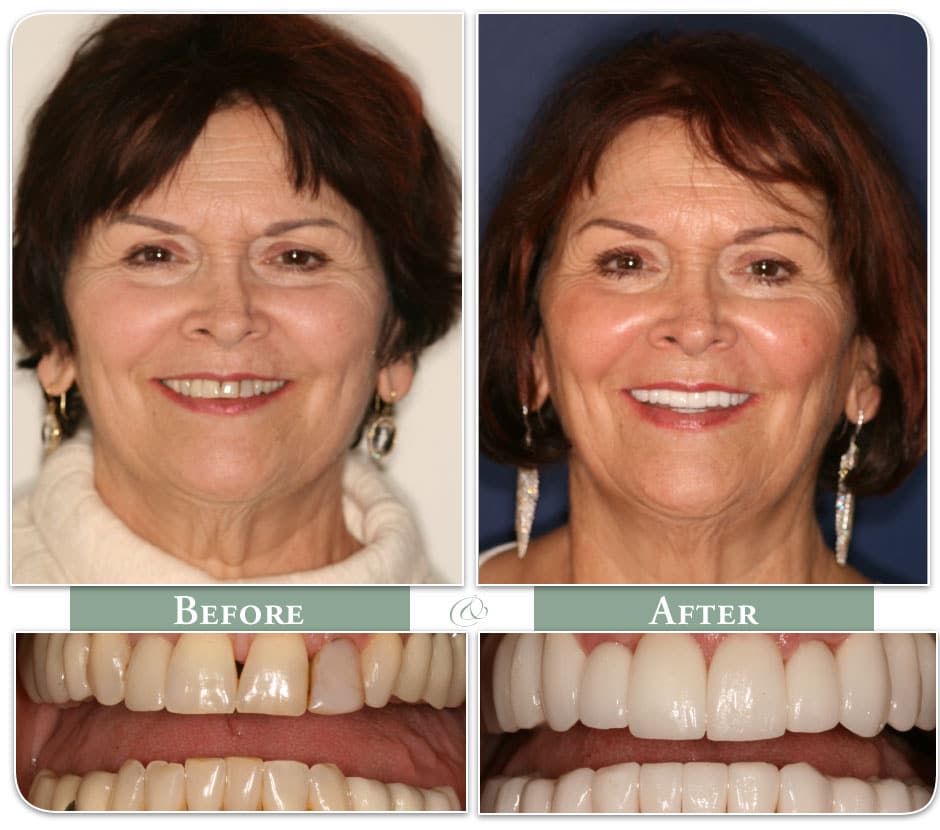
834,409,864,566
515,405,539,559
42,391,67,454
366,390,397,462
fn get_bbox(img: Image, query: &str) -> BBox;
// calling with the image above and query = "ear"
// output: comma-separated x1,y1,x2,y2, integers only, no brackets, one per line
37,346,76,397
376,356,415,404
530,333,552,410
844,337,881,424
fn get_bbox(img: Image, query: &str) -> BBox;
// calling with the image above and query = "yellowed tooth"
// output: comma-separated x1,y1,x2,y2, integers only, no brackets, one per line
437,786,462,810
32,634,52,701
124,636,173,712
145,761,185,810
388,782,425,811
76,770,115,810
914,633,936,730
262,760,309,811
185,758,225,811
28,770,57,809
348,777,392,810
446,634,467,707
88,634,131,706
63,633,92,702
394,633,433,703
19,636,41,702
422,787,453,811
423,633,454,710
44,633,70,704
308,638,364,714
223,757,263,810
360,634,403,708
110,759,146,810
237,634,308,716
51,774,81,811
165,634,236,714
308,763,349,810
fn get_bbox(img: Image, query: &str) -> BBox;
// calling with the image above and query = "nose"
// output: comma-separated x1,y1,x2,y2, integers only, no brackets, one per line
181,258,269,346
646,271,737,356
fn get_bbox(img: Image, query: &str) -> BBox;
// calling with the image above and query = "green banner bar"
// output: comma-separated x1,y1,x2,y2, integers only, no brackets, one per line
71,587,409,631
534,587,873,631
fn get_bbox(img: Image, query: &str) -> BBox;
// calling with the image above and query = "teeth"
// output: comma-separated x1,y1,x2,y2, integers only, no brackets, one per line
360,633,402,708
639,762,683,812
541,632,585,731
579,641,630,729
777,762,831,812
510,632,544,728
883,633,921,731
552,767,594,812
161,378,286,398
682,763,728,812
63,633,92,701
165,634,236,714
88,633,131,706
592,762,640,812
629,388,750,410
124,635,172,712
308,638,364,715
520,778,556,812
830,776,876,812
785,639,840,733
237,634,308,716
727,762,779,812
836,633,890,737
424,633,454,710
30,761,460,811
914,632,936,730
393,633,433,704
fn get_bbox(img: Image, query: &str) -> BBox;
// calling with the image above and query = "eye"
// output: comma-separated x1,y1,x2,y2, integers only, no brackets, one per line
272,249,329,270
746,257,799,284
125,245,175,266
595,249,648,277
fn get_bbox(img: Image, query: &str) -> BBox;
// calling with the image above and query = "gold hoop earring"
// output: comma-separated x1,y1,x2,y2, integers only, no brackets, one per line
42,391,68,454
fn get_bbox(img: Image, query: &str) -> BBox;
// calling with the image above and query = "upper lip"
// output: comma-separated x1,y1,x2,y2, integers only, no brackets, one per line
157,373,287,381
626,382,751,394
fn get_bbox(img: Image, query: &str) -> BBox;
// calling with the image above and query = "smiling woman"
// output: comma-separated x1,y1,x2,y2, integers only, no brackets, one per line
12,15,461,584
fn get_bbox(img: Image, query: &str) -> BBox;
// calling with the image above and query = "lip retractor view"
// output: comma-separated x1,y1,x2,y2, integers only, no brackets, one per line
18,633,465,811
482,633,935,813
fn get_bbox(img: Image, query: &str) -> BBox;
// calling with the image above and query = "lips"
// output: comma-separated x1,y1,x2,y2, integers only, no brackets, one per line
625,384,754,428
481,633,935,813
19,633,466,811
160,378,288,399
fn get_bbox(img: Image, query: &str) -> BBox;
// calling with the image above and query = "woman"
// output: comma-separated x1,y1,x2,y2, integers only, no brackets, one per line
12,15,461,584
479,24,926,584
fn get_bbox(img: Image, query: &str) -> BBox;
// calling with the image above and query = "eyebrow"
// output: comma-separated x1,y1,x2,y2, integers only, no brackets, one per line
576,218,821,248
115,215,348,237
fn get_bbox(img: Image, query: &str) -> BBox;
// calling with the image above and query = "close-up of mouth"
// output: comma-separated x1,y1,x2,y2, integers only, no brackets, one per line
18,633,465,811
154,376,291,414
624,384,755,429
481,633,935,813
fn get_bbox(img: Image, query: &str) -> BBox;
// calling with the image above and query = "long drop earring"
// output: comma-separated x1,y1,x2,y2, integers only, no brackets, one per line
834,409,864,566
366,390,397,463
515,405,540,559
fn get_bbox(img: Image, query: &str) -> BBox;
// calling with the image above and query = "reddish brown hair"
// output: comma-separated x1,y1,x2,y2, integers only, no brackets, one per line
15,15,459,435
480,32,925,495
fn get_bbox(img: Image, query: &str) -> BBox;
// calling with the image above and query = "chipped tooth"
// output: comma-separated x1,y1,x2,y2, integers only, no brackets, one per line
495,776,529,812
446,633,467,707
43,633,70,704
837,633,890,737
32,634,51,701
707,634,786,741
308,638,364,714
873,779,912,813
262,760,309,811
639,763,683,813
185,758,225,811
481,777,506,812
777,762,832,812
124,635,172,711
63,633,92,702
88,633,131,706
592,762,640,812
388,782,425,811
520,778,555,813
785,639,840,733
908,784,931,811
223,757,263,810
510,633,544,728
491,633,519,731
308,763,349,810
727,762,778,812
51,774,81,811
394,632,433,704
913,633,936,730
580,641,630,729
628,633,706,739
347,776,391,811
28,770,56,810
360,633,402,709
552,767,593,812
830,777,876,812
424,632,454,710
145,761,185,810
422,787,452,811
165,634,236,714
237,633,308,716
542,633,585,732
111,759,146,810
76,770,115,810
883,633,921,731
682,762,728,813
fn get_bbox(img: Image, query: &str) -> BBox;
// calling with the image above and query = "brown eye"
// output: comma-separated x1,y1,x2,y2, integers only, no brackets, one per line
126,246,174,265
747,258,798,283
596,249,647,277
276,249,327,270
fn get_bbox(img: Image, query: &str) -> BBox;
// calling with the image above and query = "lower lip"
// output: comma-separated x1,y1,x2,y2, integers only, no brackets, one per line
622,391,755,430
153,380,290,415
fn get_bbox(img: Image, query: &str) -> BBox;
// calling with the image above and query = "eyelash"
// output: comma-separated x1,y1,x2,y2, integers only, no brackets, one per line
124,245,176,267
594,248,650,277
745,257,800,285
122,247,330,272
593,249,801,286
270,249,329,271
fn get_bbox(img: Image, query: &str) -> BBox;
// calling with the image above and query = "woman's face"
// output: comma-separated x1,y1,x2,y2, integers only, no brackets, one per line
41,106,409,506
533,117,879,518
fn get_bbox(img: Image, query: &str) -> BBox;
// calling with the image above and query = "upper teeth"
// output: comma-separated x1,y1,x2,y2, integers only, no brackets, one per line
629,389,750,410
161,379,287,398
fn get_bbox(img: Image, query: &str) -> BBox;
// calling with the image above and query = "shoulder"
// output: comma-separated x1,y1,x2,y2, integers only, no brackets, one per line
479,541,523,583
12,488,68,583
480,527,570,583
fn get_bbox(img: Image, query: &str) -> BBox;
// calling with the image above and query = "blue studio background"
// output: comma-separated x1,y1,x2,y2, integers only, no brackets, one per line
478,14,927,583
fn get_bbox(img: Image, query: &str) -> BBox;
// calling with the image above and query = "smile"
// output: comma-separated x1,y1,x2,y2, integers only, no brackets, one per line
160,378,288,399
481,633,935,813
628,388,751,413
20,633,465,811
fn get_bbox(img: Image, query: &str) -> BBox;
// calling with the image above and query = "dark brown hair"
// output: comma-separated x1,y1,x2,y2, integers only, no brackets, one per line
479,31,926,495
14,14,460,435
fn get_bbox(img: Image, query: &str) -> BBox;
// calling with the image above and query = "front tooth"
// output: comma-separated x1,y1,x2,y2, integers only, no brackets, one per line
202,379,221,397
88,633,131,706
494,776,528,812
239,379,255,398
510,633,545,728
308,763,349,810
219,380,239,398
111,759,146,810
580,641,630,729
785,639,840,732
913,633,936,729
51,774,82,811
223,757,263,810
520,778,555,812
491,633,519,732
190,379,203,396
837,634,890,737
682,763,728,812
28,770,56,809
43,634,70,704
707,634,786,740
777,763,831,812
388,782,425,811
76,770,115,810
628,634,706,739
165,634,236,714
237,633,308,716
873,779,912,813
542,633,585,731
446,634,466,707
63,633,92,702
262,760,309,811
830,777,876,812
253,380,264,395
727,762,778,812
347,777,391,811
551,768,593,813
423,633,454,710
145,761,185,810
185,758,225,811
360,634,402,708
592,763,640,812
124,635,172,711
394,633,433,704
882,633,921,731
639,763,682,813
308,638,364,714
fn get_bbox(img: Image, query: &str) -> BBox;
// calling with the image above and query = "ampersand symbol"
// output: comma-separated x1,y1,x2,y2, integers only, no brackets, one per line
450,595,488,627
